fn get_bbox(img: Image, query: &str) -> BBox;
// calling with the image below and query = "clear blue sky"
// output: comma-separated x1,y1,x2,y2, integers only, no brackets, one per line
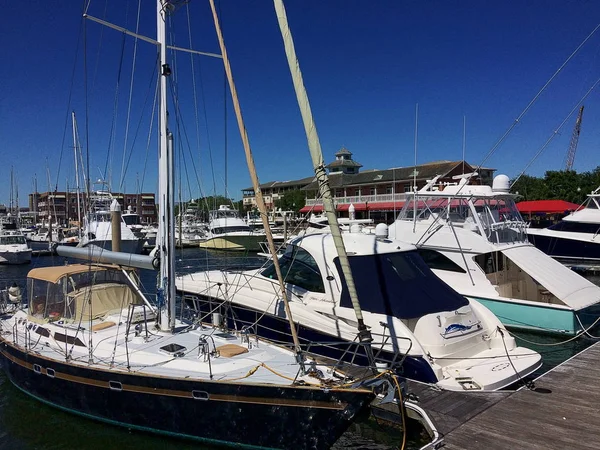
2,1,600,206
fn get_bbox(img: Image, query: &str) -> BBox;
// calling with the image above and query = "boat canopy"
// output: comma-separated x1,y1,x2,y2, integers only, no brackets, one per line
28,264,117,283
27,264,143,324
502,246,600,311
335,251,469,319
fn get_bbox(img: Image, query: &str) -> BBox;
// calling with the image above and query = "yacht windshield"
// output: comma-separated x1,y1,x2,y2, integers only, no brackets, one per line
211,226,251,234
123,215,141,226
260,245,325,293
0,235,26,245
399,194,527,244
212,209,240,220
334,251,468,319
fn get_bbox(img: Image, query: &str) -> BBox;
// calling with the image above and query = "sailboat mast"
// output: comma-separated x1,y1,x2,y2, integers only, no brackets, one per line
209,0,304,359
157,0,175,331
272,0,375,359
72,112,83,235
33,175,38,224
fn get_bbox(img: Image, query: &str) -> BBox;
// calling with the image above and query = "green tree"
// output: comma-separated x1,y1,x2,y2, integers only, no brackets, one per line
274,189,305,212
510,167,600,204
510,174,548,200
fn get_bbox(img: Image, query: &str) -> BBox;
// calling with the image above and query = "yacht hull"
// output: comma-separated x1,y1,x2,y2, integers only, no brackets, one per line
199,235,263,252
0,341,373,449
526,232,600,264
0,250,32,265
474,296,600,335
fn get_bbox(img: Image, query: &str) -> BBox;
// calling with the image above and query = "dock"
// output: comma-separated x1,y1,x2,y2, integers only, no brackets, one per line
310,343,600,449
440,341,600,450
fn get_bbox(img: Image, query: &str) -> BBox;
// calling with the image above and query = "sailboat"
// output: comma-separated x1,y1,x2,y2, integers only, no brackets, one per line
0,2,378,448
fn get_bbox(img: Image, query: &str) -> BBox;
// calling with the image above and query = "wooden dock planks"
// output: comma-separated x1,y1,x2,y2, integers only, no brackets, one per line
442,342,600,450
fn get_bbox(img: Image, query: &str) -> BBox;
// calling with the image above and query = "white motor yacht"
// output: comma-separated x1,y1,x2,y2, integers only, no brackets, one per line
388,173,600,335
78,190,144,254
199,205,263,251
177,230,542,391
525,186,600,264
0,230,31,264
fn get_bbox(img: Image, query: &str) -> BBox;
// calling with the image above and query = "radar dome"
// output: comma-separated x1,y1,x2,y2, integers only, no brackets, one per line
375,223,389,240
492,174,510,193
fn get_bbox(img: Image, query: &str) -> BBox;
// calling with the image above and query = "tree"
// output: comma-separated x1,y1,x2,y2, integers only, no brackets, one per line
275,189,305,212
510,166,600,204
510,174,547,200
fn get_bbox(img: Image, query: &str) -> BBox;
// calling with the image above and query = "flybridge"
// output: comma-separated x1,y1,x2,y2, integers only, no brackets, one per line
398,175,528,246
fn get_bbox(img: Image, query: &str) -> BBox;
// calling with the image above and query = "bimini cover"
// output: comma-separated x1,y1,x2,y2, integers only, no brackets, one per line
335,251,469,319
502,246,600,311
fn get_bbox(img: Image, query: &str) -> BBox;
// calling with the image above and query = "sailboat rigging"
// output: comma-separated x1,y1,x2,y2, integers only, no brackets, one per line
176,0,542,394
0,2,381,448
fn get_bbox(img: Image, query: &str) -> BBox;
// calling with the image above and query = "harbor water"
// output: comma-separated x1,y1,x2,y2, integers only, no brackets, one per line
0,248,596,450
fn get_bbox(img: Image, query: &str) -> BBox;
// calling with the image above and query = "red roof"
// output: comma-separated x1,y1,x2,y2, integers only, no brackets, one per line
337,203,368,212
367,201,405,211
516,200,582,214
299,205,323,214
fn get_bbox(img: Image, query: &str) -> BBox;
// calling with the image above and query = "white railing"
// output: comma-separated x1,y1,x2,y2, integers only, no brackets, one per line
305,192,408,206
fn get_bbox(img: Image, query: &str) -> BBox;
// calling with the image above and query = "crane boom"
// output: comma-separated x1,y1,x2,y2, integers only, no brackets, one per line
565,105,584,171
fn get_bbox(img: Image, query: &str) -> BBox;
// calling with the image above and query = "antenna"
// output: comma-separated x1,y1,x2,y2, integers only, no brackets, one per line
413,104,419,233
462,115,466,174
413,103,418,192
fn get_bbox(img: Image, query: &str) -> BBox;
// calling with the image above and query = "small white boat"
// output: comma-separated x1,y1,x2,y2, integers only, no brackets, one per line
0,231,31,264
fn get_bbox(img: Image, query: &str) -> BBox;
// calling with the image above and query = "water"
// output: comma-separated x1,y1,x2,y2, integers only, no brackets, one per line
0,250,596,450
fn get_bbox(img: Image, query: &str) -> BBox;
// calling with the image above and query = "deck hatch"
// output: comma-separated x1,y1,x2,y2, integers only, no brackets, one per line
159,343,186,356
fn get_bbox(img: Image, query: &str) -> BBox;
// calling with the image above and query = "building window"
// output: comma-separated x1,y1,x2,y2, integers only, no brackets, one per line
369,187,375,195
404,185,413,193
386,186,393,194
335,189,343,198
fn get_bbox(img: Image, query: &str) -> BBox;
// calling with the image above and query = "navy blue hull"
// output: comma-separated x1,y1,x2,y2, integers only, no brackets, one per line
527,233,600,263
0,341,372,449
181,293,439,384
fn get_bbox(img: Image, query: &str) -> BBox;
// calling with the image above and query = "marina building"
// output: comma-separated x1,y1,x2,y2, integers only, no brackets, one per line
242,147,495,222
28,191,157,226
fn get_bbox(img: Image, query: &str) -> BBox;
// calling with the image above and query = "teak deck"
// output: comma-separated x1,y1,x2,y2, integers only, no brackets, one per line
442,341,600,450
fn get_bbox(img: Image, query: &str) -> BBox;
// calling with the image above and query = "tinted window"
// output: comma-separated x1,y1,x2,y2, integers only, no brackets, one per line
474,251,504,274
335,251,468,319
418,249,466,273
261,246,325,293
212,226,251,234
548,221,600,234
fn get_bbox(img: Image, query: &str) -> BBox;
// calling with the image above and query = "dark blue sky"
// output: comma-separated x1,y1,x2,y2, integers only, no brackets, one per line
2,1,600,205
